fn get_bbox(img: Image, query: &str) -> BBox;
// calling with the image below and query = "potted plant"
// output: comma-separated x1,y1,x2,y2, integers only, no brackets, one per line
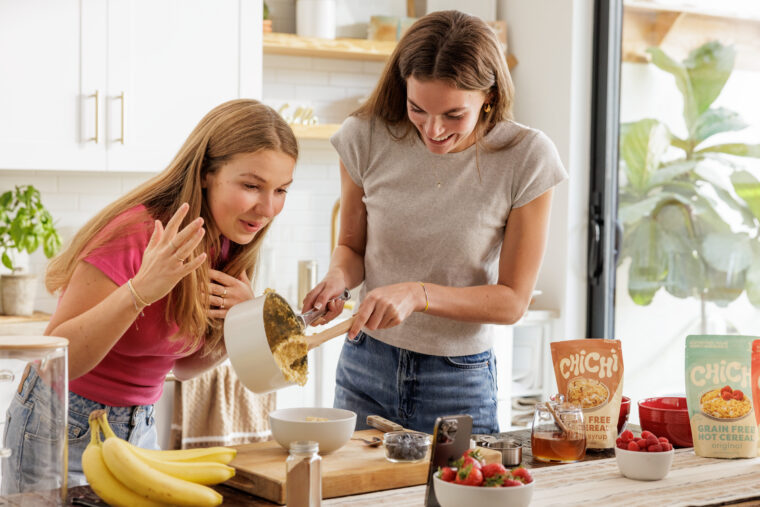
263,2,272,33
0,185,62,315
618,41,760,331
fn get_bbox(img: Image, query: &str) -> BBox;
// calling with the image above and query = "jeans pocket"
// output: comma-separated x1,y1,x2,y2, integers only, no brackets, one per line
20,432,65,492
345,330,367,346
444,349,493,370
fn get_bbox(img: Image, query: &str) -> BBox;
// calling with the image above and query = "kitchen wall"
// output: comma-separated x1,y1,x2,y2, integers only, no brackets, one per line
0,56,385,313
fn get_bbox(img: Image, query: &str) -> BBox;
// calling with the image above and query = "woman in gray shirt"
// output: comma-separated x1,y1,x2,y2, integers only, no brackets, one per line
303,10,567,434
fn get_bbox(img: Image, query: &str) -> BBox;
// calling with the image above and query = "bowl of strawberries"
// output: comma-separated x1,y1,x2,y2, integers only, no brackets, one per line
615,429,674,481
433,449,534,507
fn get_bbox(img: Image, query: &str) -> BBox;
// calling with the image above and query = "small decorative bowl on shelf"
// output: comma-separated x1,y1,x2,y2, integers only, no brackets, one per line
638,396,692,447
383,430,430,463
433,475,534,507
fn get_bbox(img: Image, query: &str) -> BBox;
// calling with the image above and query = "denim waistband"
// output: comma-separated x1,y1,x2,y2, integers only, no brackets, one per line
19,363,154,426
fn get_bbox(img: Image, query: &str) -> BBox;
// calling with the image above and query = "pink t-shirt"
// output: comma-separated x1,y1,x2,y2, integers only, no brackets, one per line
69,205,227,407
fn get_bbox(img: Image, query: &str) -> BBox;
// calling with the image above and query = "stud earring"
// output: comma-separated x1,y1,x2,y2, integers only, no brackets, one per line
484,103,492,113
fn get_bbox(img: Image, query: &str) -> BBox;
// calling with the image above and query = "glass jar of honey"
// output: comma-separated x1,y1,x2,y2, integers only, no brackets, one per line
531,400,586,463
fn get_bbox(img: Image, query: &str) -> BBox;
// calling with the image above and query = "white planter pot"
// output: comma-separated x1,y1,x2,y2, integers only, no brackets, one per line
1,273,38,316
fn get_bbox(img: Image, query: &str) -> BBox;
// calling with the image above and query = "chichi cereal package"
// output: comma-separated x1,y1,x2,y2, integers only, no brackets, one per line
685,335,758,458
551,339,624,449
752,340,760,451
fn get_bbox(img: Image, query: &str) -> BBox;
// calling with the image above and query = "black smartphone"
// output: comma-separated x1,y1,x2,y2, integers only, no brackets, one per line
424,414,473,507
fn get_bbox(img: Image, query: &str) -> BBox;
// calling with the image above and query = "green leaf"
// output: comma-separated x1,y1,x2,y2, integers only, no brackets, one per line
700,232,752,273
648,160,697,186
647,47,698,130
683,41,735,117
625,220,668,305
731,170,760,221
618,192,691,226
693,108,747,146
1,252,12,271
697,143,760,158
746,243,760,307
619,119,671,191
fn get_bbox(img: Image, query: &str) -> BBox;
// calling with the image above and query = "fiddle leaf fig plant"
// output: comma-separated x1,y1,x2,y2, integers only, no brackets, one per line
618,41,760,309
0,185,62,272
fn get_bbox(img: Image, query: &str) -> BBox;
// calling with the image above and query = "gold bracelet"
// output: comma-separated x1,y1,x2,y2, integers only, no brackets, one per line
126,279,150,310
418,281,429,313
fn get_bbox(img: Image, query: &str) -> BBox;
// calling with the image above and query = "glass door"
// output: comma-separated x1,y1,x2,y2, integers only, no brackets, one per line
589,0,760,410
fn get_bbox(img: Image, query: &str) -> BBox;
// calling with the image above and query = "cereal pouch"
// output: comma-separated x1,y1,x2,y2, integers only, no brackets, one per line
550,339,624,449
685,335,758,458
752,340,760,454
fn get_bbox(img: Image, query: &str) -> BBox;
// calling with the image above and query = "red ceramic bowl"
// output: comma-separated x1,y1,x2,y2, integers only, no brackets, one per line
617,396,631,435
638,396,692,448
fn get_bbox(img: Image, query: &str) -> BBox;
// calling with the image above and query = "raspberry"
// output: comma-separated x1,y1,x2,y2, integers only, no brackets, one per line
646,435,659,447
722,391,732,401
641,431,654,440
721,385,732,394
732,390,744,401
662,443,673,451
658,436,669,444
627,441,640,451
616,438,623,446
648,443,663,452
621,430,634,442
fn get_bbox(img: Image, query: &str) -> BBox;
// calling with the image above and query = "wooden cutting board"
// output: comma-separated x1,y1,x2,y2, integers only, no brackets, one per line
225,429,502,504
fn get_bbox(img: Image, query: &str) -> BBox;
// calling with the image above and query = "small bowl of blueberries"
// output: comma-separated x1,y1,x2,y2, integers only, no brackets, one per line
383,430,431,463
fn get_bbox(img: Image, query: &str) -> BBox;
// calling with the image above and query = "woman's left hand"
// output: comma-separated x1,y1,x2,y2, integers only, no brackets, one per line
348,282,426,339
208,269,254,319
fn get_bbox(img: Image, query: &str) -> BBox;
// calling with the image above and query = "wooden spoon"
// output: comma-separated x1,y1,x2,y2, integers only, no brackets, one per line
305,316,356,351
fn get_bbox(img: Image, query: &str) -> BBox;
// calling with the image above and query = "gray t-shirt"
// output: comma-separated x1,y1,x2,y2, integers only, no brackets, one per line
331,115,567,356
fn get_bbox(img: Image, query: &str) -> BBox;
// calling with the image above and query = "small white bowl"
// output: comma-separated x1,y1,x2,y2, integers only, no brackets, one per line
433,475,534,507
615,446,674,480
269,407,356,454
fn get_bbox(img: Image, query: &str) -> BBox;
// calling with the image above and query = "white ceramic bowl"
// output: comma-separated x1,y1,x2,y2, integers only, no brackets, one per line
433,476,534,507
615,447,674,480
269,407,356,454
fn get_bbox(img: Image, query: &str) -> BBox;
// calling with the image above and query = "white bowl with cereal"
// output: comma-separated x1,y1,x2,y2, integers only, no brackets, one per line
269,407,357,454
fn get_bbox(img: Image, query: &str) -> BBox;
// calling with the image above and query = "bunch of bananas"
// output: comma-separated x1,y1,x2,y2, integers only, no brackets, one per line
82,409,236,506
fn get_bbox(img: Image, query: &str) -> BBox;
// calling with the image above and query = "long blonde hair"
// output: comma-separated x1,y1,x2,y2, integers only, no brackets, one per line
46,99,298,355
356,10,515,148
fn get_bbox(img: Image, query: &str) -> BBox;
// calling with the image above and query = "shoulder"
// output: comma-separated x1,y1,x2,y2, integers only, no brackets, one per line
485,121,554,151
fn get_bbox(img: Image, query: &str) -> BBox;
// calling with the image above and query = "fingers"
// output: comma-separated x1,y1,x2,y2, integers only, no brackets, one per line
148,220,163,250
209,269,238,286
301,284,323,312
164,203,190,240
348,300,374,339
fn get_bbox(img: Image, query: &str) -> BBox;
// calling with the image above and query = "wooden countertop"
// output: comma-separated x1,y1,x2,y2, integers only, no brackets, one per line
0,312,50,324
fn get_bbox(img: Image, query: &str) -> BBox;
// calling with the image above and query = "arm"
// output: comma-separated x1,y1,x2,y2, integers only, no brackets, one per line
347,188,555,337
46,204,207,380
302,161,368,319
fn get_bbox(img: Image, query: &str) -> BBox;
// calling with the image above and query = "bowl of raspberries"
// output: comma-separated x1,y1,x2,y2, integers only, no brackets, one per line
615,429,675,481
433,448,534,507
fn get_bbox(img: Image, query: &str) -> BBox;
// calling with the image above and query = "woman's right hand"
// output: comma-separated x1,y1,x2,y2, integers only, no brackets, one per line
302,269,348,325
131,203,207,304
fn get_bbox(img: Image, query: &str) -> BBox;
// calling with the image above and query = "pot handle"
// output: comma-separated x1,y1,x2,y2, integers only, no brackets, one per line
299,288,351,328
305,315,356,351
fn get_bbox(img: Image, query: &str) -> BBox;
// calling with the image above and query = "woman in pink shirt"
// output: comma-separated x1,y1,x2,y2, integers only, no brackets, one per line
1,99,298,493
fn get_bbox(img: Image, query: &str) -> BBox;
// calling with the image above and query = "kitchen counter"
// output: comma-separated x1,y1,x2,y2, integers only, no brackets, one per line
14,426,760,506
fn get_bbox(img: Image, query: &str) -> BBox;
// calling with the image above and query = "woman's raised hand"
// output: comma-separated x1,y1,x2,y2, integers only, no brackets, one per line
131,203,207,305
207,269,254,319
347,282,425,339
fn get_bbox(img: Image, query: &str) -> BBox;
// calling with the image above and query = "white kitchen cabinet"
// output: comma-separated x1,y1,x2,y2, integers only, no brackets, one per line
0,0,262,173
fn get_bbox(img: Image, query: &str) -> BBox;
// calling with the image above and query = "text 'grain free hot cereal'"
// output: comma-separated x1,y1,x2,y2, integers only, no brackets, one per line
551,339,624,449
685,335,758,458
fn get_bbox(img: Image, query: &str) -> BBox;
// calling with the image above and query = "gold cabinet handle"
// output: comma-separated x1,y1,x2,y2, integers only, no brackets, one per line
115,92,125,144
89,90,99,143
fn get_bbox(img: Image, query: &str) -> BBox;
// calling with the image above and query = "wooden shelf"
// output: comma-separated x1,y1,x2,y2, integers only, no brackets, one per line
264,32,517,69
289,123,340,140
623,1,760,71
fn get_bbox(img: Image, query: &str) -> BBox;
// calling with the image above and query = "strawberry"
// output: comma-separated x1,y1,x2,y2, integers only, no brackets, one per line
438,466,457,482
455,463,483,487
722,390,732,401
511,467,533,484
481,463,508,479
461,448,486,467
620,429,634,442
483,474,507,487
732,390,744,401
627,441,640,451
503,479,523,487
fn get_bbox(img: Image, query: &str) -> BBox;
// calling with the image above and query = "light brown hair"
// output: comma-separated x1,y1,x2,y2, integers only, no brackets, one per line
355,10,515,146
46,99,298,356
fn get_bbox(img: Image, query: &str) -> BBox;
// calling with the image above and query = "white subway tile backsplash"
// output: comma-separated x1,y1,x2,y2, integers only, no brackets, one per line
0,171,59,192
57,174,122,194
294,84,348,102
329,71,381,88
263,54,314,70
276,68,330,86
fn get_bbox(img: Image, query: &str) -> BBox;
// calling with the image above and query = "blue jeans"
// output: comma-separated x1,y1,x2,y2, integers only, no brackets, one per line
1,365,159,495
334,332,499,435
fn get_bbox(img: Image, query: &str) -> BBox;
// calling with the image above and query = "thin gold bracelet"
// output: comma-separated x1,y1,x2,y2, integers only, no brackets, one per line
418,281,429,313
126,279,150,310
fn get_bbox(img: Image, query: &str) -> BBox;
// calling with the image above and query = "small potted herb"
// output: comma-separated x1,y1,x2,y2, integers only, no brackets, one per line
0,185,62,315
